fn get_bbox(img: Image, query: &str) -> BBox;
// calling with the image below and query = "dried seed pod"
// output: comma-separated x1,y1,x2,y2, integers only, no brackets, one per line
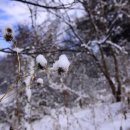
36,54,47,70
3,27,13,41
4,33,13,41
6,27,12,33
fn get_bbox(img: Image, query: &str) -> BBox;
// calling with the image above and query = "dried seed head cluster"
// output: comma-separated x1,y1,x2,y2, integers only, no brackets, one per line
53,54,70,75
3,27,13,41
36,54,70,75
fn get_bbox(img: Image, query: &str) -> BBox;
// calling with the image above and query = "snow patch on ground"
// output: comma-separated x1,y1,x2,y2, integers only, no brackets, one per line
32,103,130,130
0,102,130,130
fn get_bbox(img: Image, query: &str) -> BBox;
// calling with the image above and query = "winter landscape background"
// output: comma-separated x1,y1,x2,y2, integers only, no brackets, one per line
0,0,130,130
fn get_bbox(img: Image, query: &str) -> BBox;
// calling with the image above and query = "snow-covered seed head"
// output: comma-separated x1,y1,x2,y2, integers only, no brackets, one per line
36,54,47,69
36,78,44,86
53,54,70,75
3,26,13,41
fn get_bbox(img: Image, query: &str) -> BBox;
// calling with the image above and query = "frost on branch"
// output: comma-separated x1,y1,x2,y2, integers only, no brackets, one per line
24,76,32,87
36,54,47,69
53,54,70,75
13,47,23,53
24,57,35,102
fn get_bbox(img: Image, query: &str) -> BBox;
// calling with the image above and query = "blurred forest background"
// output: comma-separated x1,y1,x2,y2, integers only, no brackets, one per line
0,0,130,130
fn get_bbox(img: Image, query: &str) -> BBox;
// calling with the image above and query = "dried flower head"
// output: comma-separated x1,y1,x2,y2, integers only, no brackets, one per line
3,26,13,41
36,54,47,70
58,67,65,75
53,54,70,75
6,27,12,33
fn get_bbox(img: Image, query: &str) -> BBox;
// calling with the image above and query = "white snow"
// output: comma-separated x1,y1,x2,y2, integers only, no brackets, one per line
0,102,130,130
24,57,35,102
23,57,35,130
53,54,70,72
0,52,7,58
31,102,130,130
81,43,89,48
0,123,10,130
36,54,47,68
26,87,32,102
13,47,23,53
36,78,44,85
24,122,32,130
24,76,32,87
24,57,35,87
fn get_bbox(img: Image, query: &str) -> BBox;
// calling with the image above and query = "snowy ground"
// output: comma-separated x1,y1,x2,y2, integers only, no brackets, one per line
1,102,130,130
31,103,130,130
